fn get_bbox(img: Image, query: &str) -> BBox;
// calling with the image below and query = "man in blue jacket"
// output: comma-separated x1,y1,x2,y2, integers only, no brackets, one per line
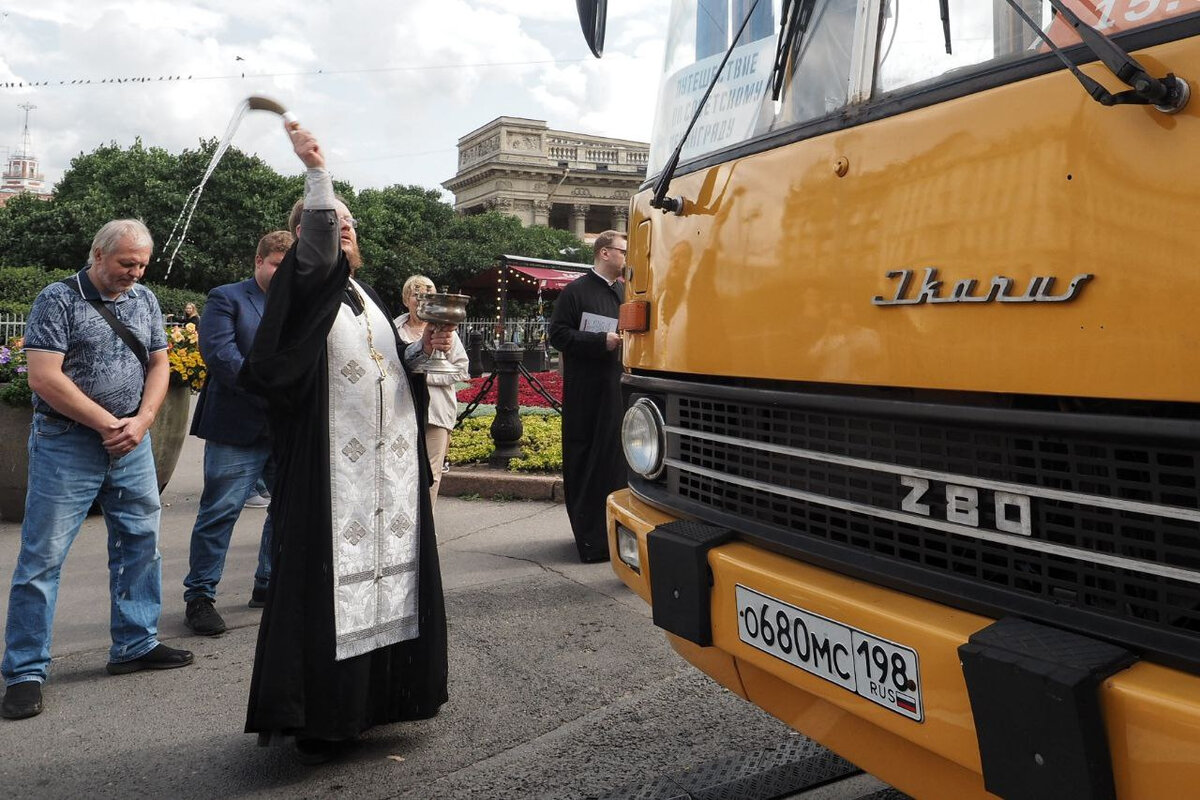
182,231,292,635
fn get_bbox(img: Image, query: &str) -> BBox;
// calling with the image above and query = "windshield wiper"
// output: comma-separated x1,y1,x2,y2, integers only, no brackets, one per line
939,0,952,54
650,0,768,213
771,0,817,100
1004,0,1189,113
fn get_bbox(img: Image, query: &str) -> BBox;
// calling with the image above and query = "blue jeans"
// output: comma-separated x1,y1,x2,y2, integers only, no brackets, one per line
2,414,163,685
182,440,274,602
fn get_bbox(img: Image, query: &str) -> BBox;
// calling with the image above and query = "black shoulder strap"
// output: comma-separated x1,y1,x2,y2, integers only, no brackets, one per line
60,277,149,373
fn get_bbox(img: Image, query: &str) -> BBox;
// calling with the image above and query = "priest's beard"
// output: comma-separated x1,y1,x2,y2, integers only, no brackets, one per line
343,241,363,273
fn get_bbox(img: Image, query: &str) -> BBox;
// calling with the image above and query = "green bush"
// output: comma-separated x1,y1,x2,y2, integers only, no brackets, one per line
0,266,74,314
448,417,495,464
0,266,205,319
449,414,562,472
0,376,31,407
149,283,209,322
508,415,563,472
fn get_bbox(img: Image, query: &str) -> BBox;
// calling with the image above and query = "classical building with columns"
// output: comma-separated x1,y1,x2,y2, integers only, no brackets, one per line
442,117,648,240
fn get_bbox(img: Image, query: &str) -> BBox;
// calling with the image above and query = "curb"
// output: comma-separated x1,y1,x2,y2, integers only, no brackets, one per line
440,464,564,503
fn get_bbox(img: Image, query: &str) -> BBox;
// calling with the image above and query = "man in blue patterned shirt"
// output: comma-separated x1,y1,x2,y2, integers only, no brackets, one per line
1,219,193,722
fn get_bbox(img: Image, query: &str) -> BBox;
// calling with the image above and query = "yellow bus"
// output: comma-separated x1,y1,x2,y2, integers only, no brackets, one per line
578,1,1200,797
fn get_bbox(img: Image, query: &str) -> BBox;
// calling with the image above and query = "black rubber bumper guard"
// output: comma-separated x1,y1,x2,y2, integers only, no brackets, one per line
646,520,733,646
960,617,1137,800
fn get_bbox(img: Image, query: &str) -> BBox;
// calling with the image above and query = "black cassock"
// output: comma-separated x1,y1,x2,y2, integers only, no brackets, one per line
240,210,447,741
548,270,626,562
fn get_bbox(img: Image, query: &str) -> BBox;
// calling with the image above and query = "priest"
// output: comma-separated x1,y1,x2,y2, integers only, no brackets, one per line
548,230,627,562
241,121,450,763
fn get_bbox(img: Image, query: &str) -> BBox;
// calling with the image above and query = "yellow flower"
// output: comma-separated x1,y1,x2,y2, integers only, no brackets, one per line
165,324,206,392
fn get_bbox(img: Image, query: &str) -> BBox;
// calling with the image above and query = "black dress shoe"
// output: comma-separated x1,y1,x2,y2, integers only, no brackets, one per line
292,737,339,765
248,586,268,609
579,549,611,564
106,644,194,675
1,681,43,720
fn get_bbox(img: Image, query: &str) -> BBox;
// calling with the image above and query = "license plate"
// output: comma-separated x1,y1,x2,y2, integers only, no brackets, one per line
735,585,923,722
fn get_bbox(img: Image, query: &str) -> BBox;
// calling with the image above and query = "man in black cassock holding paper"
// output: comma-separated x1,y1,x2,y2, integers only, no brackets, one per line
240,121,450,762
549,230,627,563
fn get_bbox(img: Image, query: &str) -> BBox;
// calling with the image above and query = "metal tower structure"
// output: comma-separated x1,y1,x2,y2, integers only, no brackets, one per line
0,102,48,201
16,102,36,159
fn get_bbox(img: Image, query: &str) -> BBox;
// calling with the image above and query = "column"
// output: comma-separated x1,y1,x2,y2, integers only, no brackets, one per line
515,199,534,227
485,196,515,218
533,199,551,227
571,204,590,240
611,206,629,234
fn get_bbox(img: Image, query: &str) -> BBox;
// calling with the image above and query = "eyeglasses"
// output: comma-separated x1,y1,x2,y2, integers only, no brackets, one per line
607,247,626,254
338,216,358,229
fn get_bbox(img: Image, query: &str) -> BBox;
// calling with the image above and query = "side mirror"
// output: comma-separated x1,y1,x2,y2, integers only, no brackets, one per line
576,0,608,58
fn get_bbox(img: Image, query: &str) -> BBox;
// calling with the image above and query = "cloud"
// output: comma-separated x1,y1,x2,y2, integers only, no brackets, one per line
0,1,668,199
474,0,579,24
10,1,225,32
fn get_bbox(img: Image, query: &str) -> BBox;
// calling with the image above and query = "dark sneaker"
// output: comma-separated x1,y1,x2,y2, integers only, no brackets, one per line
185,597,226,635
248,586,268,609
106,644,194,675
1,681,43,720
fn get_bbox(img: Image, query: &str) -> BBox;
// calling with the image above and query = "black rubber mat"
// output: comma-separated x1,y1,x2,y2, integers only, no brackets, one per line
589,737,862,800
857,790,912,800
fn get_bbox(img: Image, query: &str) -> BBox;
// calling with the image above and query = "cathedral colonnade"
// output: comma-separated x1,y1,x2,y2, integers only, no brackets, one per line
444,117,646,243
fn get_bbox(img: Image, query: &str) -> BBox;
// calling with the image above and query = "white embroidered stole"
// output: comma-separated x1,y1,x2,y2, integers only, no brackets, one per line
326,279,421,661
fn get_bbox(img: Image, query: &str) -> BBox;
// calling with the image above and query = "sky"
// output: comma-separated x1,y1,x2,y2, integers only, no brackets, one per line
0,1,670,199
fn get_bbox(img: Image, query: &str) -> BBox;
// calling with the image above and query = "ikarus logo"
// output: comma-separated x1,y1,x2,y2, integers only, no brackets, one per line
873,268,1093,306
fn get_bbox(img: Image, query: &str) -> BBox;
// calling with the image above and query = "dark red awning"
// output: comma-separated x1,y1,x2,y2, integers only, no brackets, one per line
461,263,588,294
509,265,586,291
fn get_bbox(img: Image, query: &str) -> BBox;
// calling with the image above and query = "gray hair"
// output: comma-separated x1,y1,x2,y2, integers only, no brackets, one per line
288,193,353,235
88,219,154,265
402,274,436,303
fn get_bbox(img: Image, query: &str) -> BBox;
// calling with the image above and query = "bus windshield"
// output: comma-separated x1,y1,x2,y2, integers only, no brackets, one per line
648,0,1200,178
647,0,781,177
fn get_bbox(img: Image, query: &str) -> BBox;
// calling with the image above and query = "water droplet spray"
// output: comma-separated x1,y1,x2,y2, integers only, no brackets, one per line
160,96,298,280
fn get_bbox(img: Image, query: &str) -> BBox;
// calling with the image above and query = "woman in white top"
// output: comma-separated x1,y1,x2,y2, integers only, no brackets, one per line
394,275,470,506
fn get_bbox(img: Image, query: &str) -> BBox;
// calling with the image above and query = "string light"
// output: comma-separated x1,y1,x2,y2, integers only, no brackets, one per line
484,261,586,344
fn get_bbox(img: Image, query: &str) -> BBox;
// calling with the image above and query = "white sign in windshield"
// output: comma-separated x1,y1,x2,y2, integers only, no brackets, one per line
648,37,775,175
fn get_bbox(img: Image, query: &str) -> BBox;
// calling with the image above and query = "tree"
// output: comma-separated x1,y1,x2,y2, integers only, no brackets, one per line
352,185,455,310
0,142,590,319
154,141,302,290
0,139,302,293
348,187,586,314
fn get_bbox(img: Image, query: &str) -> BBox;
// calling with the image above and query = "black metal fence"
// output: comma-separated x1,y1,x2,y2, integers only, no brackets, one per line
459,318,556,374
459,317,549,348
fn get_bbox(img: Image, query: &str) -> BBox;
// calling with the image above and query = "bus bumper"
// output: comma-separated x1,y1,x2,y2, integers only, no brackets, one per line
606,488,1200,800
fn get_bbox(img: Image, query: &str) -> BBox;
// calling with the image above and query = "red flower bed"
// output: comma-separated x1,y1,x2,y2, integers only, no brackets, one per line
456,371,563,408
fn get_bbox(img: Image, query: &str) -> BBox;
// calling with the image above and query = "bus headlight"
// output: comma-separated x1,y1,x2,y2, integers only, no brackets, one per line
622,398,665,479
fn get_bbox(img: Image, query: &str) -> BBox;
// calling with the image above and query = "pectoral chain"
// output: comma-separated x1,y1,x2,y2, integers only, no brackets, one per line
348,283,387,377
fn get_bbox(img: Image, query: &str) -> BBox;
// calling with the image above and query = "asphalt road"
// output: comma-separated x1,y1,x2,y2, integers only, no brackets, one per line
0,413,892,799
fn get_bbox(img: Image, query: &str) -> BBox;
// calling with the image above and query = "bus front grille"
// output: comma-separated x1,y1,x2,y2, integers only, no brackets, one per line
627,379,1200,669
